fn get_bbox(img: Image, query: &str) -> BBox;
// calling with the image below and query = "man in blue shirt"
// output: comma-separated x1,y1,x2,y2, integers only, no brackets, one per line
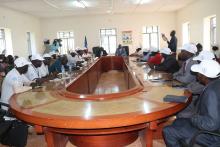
115,44,127,57
49,55,68,74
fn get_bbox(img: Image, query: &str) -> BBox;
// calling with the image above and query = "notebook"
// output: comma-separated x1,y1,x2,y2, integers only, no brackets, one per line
171,83,186,89
163,95,188,103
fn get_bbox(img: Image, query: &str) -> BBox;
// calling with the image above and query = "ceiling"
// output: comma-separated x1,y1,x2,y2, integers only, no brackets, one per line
0,0,197,18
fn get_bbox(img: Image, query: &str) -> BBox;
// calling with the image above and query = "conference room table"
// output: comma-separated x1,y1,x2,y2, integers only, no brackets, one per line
9,56,191,147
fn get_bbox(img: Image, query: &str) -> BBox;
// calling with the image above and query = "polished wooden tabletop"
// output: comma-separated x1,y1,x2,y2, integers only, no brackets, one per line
9,56,191,130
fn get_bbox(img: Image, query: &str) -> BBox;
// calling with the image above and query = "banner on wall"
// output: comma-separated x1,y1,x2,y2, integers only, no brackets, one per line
122,31,132,45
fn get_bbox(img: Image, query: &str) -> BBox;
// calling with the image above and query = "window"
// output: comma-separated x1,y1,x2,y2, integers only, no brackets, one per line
0,28,13,55
210,16,216,45
100,28,117,54
182,22,190,45
57,31,74,54
142,26,159,49
204,15,216,50
0,29,6,54
27,32,36,55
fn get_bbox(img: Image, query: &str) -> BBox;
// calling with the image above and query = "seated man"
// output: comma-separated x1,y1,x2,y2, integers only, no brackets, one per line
115,44,127,57
177,50,216,118
173,43,198,84
148,47,179,73
137,49,150,62
37,53,51,78
67,51,77,68
49,55,68,74
196,43,203,55
163,60,220,147
82,48,92,60
130,48,142,57
212,45,220,63
187,50,215,94
148,47,163,65
1,57,32,110
25,54,45,84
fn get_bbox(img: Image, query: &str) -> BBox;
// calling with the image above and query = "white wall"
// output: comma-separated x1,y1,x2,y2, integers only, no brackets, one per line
0,0,219,56
0,6,42,57
177,0,220,50
41,12,176,54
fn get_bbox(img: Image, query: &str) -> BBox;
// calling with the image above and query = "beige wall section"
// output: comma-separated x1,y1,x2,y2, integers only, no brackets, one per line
177,0,220,49
41,12,176,54
0,6,42,57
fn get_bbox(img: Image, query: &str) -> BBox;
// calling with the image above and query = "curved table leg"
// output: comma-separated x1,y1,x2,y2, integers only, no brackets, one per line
145,121,158,147
44,128,68,147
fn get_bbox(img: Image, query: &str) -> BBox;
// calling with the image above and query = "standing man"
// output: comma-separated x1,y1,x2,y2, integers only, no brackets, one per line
162,30,178,54
163,60,220,147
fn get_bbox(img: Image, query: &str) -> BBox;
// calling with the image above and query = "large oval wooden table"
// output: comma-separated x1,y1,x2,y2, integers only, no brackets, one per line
9,56,191,147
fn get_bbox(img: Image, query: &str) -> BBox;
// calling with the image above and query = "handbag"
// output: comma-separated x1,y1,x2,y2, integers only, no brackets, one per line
1,120,28,147
0,120,13,140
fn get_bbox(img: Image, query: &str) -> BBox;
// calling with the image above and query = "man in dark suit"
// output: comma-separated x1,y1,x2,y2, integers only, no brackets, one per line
162,30,178,53
163,60,220,147
173,43,198,84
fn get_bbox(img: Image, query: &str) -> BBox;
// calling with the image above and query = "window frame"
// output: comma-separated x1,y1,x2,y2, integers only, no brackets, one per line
57,31,74,54
142,26,160,49
182,22,191,45
210,16,216,45
0,29,6,53
100,28,117,54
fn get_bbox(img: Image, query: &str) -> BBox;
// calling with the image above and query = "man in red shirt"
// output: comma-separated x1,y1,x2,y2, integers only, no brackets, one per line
148,47,163,65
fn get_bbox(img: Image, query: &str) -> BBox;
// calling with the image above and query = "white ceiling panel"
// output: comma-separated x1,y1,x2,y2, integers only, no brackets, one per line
0,0,198,18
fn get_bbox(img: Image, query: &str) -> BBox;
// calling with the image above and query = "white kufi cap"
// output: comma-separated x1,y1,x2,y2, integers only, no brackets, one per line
193,51,215,61
14,57,31,68
191,60,220,78
160,47,172,55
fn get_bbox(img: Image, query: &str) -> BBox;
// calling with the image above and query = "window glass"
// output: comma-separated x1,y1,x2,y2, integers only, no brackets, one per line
182,22,190,45
0,29,6,53
57,31,74,54
210,16,217,45
100,28,117,54
142,26,159,49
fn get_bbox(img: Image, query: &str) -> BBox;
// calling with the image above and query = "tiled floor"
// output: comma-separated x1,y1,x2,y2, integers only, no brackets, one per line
0,133,166,147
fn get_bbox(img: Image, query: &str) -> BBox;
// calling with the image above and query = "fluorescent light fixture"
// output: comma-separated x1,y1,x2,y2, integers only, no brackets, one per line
132,0,151,4
72,0,87,8
140,0,151,4
106,10,111,13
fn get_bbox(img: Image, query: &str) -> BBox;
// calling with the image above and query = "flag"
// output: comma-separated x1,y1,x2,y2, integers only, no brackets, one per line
84,36,88,49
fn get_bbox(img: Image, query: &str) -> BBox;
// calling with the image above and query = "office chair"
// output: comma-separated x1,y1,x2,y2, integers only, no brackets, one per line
123,46,129,56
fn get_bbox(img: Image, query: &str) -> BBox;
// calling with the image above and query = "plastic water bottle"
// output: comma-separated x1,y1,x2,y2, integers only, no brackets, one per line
69,64,72,74
61,65,65,78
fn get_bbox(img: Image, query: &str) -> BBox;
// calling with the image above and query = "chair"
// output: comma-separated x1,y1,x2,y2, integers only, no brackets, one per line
123,46,129,56
92,46,101,57
0,101,28,147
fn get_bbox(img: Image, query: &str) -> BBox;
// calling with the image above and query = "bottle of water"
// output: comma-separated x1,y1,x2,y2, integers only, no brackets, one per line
69,64,72,75
61,65,65,78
